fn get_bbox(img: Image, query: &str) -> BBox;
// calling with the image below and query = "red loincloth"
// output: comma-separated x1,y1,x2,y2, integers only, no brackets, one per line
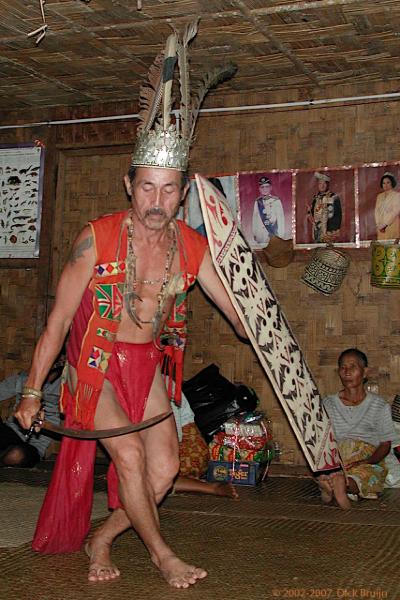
32,341,161,554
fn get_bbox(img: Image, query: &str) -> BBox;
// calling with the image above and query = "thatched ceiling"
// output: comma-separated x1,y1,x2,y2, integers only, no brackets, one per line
1,0,400,112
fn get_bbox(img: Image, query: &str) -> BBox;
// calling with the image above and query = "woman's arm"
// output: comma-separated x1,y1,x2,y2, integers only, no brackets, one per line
345,440,391,469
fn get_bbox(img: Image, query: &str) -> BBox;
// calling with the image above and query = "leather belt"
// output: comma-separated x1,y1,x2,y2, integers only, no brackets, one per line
26,409,173,440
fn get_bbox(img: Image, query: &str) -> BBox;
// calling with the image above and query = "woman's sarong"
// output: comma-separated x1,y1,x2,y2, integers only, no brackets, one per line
340,438,388,498
178,422,209,479
32,341,160,554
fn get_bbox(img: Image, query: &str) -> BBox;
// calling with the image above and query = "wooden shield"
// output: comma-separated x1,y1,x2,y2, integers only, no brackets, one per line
195,174,339,472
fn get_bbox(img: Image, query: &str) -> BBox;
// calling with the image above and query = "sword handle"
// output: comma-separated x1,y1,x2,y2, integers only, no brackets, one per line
24,410,44,441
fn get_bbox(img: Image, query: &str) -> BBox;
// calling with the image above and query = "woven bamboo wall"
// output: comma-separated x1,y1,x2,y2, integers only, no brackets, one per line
0,268,41,375
0,126,56,379
185,99,400,467
1,92,400,468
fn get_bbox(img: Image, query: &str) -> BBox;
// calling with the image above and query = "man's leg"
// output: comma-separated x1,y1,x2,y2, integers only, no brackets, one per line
88,368,207,587
138,370,207,586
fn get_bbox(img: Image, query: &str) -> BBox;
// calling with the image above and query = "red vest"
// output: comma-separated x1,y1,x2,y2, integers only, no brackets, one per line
62,211,208,428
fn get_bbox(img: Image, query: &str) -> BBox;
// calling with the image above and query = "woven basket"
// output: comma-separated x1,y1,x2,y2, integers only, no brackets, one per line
371,241,400,289
301,246,350,296
392,395,400,423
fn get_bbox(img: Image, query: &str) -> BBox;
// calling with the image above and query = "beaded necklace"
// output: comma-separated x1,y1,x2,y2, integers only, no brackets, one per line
123,212,177,336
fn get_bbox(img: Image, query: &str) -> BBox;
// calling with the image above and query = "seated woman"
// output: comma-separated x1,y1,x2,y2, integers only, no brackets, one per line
0,361,62,468
318,348,396,508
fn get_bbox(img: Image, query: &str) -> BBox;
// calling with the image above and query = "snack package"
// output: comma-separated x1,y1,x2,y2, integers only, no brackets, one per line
209,441,272,463
224,411,272,438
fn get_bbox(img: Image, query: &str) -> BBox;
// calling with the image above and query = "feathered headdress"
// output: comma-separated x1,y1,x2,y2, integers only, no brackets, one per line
131,20,237,171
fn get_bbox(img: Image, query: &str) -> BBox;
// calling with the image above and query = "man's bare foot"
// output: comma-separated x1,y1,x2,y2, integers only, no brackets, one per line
153,554,207,588
85,539,120,583
317,474,333,504
212,481,239,499
329,472,351,510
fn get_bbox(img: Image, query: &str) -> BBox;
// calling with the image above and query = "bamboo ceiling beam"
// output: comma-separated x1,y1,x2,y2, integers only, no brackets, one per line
251,0,374,15
229,0,320,86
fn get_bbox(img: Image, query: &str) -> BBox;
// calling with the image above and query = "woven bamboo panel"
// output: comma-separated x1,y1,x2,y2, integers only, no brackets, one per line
0,269,41,380
191,98,400,173
2,1,400,110
184,99,400,468
50,147,132,289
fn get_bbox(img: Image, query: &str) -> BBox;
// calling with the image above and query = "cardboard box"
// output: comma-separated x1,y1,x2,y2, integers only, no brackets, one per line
206,460,267,486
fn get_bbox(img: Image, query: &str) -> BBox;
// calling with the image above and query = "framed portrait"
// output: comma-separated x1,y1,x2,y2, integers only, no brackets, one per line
185,174,238,236
358,163,400,243
294,167,356,248
238,171,293,250
0,143,45,258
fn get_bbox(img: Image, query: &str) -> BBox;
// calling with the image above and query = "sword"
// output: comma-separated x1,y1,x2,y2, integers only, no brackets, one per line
25,409,173,440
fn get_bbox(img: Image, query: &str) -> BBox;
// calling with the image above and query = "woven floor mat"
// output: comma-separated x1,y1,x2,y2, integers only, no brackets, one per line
0,483,109,548
163,477,400,526
0,465,108,492
1,476,399,599
0,506,398,600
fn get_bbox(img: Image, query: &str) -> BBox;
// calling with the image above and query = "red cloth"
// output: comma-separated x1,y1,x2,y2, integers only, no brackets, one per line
33,214,207,554
32,342,160,554
64,215,208,417
62,211,129,430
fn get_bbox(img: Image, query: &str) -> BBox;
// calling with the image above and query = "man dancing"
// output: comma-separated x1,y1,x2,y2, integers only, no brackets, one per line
15,25,243,588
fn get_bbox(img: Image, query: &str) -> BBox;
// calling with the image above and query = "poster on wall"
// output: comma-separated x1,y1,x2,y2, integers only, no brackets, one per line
238,171,293,250
358,163,400,243
0,143,44,258
294,167,356,248
185,174,238,236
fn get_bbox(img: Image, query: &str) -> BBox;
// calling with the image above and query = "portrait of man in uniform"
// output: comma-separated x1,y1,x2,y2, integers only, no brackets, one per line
308,172,342,243
238,172,292,250
295,168,355,247
252,176,285,247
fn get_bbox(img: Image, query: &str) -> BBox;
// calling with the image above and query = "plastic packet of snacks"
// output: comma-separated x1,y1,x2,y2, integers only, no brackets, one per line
224,412,271,438
213,431,267,450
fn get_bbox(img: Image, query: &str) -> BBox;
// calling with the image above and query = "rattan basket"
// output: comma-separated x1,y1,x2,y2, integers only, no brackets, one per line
301,246,350,296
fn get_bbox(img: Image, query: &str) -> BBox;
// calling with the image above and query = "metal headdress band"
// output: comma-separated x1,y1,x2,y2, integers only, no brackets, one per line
131,20,237,172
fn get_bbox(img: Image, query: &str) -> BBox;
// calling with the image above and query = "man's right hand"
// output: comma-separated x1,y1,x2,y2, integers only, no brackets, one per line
14,396,41,430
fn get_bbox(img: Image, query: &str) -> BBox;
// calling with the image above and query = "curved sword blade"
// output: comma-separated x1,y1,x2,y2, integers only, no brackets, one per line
38,409,173,439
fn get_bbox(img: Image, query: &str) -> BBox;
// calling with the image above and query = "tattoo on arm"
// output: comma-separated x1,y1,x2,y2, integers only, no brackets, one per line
69,235,93,265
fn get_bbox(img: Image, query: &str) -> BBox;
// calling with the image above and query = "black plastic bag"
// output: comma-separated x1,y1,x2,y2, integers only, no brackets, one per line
182,364,258,442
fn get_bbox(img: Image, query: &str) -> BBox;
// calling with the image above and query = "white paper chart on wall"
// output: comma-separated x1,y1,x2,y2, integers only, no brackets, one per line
0,143,44,258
